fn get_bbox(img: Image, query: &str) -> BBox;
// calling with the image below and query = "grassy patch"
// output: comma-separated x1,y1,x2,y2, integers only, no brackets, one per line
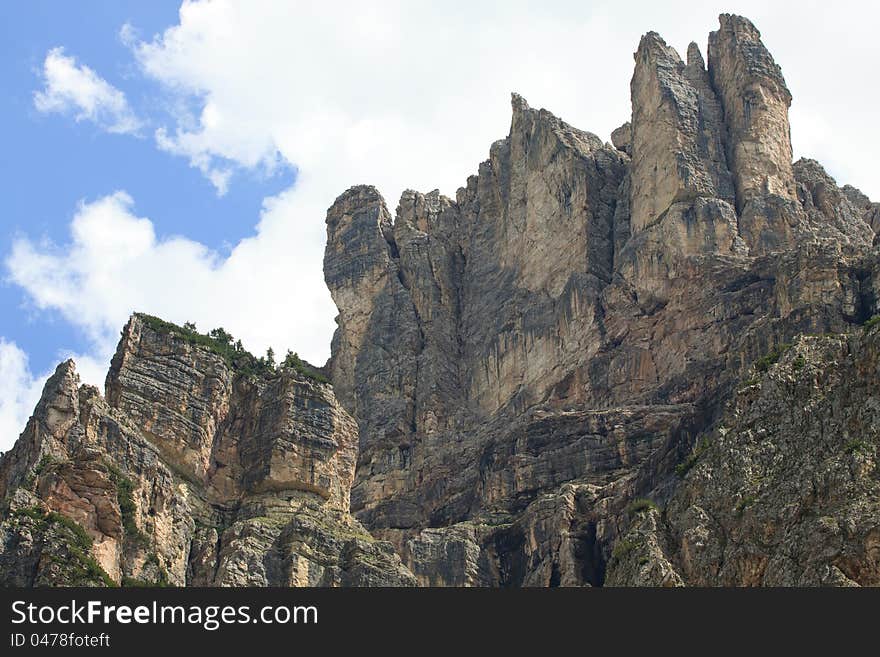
136,314,273,376
792,355,806,371
106,465,150,548
675,436,712,478
864,315,880,331
282,351,329,384
13,506,115,587
738,377,760,390
49,547,117,588
33,454,60,477
136,313,327,382
24,454,62,489
46,511,94,551
844,439,874,455
754,342,793,373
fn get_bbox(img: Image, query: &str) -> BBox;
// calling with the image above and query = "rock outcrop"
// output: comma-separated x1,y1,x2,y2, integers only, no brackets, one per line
322,14,880,586
0,315,415,586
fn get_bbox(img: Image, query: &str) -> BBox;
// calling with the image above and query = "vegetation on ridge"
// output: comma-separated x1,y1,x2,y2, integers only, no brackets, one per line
135,313,328,383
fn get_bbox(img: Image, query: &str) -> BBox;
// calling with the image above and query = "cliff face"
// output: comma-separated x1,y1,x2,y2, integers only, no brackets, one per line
606,329,880,586
2,13,878,588
0,315,415,586
323,14,880,586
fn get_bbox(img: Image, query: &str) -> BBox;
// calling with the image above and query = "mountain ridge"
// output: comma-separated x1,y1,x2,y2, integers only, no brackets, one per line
2,13,878,586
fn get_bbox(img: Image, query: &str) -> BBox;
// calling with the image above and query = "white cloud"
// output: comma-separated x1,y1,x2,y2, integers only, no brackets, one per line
128,0,880,199
6,190,335,373
34,47,142,134
0,339,48,453
8,0,880,402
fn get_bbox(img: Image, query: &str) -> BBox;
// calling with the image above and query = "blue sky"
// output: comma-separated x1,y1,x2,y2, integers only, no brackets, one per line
0,1,292,376
1,0,878,451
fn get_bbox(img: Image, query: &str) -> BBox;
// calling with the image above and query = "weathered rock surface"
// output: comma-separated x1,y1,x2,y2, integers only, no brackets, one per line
607,330,880,586
322,14,880,586
0,315,415,586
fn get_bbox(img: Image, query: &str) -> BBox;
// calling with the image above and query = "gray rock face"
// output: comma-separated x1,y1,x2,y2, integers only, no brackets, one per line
0,316,415,587
630,33,735,234
607,330,880,586
323,14,880,586
707,13,800,254
842,185,880,237
610,122,631,155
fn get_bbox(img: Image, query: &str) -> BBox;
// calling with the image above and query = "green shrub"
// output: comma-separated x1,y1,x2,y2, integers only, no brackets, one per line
11,506,50,523
137,313,329,382
55,547,117,588
13,506,116,586
611,539,639,561
792,355,806,371
626,498,659,518
754,342,793,373
46,511,94,552
864,315,880,330
106,465,149,548
136,314,274,377
33,454,59,477
282,350,330,384
738,377,760,390
844,439,874,455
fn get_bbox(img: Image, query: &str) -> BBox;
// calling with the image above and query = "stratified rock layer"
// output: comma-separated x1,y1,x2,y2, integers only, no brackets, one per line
0,315,415,587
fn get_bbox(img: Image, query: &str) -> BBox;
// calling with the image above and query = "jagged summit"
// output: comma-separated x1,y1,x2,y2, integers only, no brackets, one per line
510,91,529,112
321,13,879,586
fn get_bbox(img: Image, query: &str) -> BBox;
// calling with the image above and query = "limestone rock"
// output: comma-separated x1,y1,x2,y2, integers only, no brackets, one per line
610,122,631,155
842,185,880,236
707,14,801,253
629,33,735,234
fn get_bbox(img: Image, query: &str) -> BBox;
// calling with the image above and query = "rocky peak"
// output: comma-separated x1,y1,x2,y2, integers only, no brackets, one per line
629,29,735,235
610,121,631,155
707,13,800,253
686,41,705,70
320,13,880,586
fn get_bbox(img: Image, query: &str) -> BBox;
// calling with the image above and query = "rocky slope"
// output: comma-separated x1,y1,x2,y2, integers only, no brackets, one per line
606,328,880,586
2,13,878,587
323,14,879,586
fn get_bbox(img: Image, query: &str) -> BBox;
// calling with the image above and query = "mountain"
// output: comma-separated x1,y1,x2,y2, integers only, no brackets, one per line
2,14,878,586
